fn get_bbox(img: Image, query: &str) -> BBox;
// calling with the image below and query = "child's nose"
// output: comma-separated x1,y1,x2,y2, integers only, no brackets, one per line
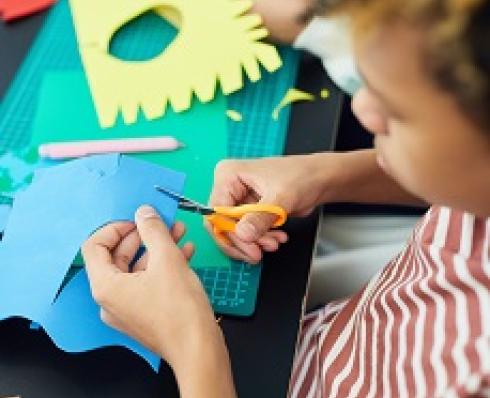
352,87,388,136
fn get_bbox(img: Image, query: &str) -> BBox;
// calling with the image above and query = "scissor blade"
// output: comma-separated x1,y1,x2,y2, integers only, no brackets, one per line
154,185,188,203
178,201,215,215
154,185,214,215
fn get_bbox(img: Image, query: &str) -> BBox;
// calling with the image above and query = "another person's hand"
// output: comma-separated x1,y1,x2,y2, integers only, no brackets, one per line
82,206,236,398
208,154,331,263
251,0,314,43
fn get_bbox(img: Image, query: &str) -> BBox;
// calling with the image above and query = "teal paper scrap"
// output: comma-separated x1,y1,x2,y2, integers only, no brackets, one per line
0,154,186,370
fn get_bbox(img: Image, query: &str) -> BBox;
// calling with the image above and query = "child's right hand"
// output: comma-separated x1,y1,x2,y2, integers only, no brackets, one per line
207,154,330,263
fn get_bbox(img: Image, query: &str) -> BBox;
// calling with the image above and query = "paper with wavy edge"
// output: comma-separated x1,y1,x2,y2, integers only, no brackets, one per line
42,268,160,370
0,154,185,370
68,0,282,127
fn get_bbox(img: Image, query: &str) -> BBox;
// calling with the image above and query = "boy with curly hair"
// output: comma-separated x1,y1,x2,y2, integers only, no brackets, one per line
82,0,490,396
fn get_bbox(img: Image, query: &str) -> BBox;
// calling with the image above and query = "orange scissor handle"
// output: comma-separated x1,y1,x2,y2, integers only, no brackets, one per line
206,204,287,242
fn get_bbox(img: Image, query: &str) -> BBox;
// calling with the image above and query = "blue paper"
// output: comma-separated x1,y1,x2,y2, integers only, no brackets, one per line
43,269,159,369
0,204,10,232
0,154,185,369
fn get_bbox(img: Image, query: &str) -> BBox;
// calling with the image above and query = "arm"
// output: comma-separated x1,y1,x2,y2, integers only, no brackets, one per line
318,149,426,206
82,208,236,398
207,149,425,263
173,330,235,398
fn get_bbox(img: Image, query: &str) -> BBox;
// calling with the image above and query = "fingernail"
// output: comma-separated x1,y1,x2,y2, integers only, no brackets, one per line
136,205,158,220
236,222,256,241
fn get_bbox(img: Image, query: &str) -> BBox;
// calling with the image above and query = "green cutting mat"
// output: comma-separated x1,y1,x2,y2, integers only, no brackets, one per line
0,1,300,316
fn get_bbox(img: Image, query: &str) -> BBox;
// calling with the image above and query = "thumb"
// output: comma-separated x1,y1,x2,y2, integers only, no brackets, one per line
234,199,285,243
135,205,181,261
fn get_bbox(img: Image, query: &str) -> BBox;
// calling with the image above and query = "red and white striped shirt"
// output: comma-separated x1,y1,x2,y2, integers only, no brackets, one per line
290,206,490,398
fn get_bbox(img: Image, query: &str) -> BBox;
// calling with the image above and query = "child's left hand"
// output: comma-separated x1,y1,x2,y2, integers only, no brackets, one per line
81,206,221,371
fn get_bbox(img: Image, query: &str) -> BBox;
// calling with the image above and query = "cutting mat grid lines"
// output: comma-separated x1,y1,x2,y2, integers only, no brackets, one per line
0,1,300,316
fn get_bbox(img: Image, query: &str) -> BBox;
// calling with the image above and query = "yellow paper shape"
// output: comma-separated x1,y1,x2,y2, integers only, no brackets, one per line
156,7,181,27
69,0,282,128
226,109,243,122
320,88,330,99
272,88,315,120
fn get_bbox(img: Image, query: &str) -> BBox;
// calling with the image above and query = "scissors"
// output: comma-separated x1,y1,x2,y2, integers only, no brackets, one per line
155,185,287,242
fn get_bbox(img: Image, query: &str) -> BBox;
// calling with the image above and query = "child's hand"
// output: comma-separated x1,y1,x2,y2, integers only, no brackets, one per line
251,0,314,44
81,206,221,373
207,155,329,263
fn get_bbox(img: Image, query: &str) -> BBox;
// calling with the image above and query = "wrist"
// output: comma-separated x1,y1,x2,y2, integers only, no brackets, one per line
153,293,222,368
306,151,351,205
171,326,236,398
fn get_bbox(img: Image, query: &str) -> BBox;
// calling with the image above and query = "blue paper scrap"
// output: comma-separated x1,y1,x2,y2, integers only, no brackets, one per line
0,154,186,370
43,268,157,366
0,204,10,232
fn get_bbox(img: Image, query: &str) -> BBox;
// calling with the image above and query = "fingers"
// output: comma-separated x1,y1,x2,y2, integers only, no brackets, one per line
82,222,134,304
82,222,135,277
257,234,282,252
266,229,289,244
171,221,195,260
171,221,186,243
112,228,140,272
234,212,280,243
108,221,194,272
181,242,195,261
227,233,263,263
209,160,248,207
205,218,287,263
232,187,289,243
135,205,182,262
100,308,121,330
212,229,264,264
132,242,194,273
132,251,148,272
84,222,136,254
209,178,245,207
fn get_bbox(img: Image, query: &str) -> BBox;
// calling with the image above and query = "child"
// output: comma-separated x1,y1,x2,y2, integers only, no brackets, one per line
82,0,490,397
256,0,420,307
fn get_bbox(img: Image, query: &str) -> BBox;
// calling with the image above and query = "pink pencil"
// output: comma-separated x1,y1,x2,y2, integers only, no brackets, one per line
38,137,184,159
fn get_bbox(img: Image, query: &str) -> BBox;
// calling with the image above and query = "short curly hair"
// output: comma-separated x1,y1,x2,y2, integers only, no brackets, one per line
308,0,490,131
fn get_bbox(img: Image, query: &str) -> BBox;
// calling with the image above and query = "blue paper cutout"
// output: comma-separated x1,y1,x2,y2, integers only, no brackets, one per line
43,268,160,369
0,154,185,370
0,204,10,233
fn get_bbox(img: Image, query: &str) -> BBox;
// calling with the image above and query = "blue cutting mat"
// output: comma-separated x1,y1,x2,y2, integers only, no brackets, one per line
0,1,300,316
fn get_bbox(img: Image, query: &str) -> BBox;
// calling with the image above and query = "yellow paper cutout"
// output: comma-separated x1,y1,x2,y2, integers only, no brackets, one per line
272,88,315,120
69,0,282,128
226,109,243,122
156,7,181,27
320,89,330,99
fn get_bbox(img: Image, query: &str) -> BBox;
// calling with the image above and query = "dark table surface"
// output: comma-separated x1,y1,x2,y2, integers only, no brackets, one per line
0,12,343,398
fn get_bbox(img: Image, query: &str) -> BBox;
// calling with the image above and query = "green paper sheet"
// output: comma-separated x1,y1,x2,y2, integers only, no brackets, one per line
30,70,230,269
